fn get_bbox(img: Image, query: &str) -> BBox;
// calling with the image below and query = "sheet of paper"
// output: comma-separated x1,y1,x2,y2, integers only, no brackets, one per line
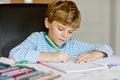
40,57,107,73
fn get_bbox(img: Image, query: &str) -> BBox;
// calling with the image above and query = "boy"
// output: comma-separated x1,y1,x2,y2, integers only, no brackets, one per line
9,0,113,63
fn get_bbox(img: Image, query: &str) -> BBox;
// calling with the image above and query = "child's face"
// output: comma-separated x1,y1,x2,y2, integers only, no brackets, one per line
47,20,75,46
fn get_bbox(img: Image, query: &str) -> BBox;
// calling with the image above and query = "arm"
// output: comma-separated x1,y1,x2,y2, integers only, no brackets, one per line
9,32,41,63
76,50,107,63
9,32,69,63
72,39,113,63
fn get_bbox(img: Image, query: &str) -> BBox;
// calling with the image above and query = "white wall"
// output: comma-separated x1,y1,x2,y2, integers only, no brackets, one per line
73,0,111,44
73,0,120,55
113,0,120,55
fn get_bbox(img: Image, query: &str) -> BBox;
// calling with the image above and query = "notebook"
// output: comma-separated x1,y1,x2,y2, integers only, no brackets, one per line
38,56,120,73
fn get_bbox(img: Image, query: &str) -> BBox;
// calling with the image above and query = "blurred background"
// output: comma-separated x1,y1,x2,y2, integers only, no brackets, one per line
0,0,120,55
73,0,120,56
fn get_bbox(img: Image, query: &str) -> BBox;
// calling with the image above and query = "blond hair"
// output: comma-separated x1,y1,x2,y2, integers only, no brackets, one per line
45,0,81,29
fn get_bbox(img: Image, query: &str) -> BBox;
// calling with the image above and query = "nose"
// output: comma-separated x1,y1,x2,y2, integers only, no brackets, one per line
62,32,68,38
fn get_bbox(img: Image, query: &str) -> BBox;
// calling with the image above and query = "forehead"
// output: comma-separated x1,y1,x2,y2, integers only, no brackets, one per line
52,20,75,30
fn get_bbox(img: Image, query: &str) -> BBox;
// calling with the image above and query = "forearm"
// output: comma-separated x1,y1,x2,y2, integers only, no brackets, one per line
9,46,40,63
38,52,52,62
91,50,107,58
94,44,113,57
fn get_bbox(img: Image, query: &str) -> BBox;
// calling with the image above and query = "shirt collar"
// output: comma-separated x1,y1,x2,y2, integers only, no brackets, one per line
43,32,66,49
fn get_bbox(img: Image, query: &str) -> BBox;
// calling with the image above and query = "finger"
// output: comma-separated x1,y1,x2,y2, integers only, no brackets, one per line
60,53,70,61
60,56,69,63
76,55,90,63
76,58,87,63
76,53,88,60
83,58,93,62
76,55,87,63
62,52,70,58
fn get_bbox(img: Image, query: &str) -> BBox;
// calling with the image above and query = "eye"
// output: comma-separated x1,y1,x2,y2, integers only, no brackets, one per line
68,30,74,34
58,27,64,31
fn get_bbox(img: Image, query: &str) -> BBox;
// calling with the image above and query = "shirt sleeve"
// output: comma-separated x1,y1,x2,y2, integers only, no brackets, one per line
9,32,41,63
72,38,113,57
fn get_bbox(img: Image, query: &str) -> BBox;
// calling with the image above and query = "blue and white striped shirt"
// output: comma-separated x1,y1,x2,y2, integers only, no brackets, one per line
9,32,113,63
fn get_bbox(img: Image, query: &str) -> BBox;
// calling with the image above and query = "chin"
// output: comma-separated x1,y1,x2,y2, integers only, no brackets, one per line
57,44,62,47
57,43,64,46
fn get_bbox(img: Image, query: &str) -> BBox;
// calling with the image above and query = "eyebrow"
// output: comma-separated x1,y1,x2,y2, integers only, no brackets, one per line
57,22,75,31
57,24,65,28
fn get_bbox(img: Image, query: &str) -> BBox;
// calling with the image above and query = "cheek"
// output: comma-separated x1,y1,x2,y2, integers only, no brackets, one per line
54,32,61,39
49,27,56,35
67,34,73,40
50,29,60,38
52,28,61,36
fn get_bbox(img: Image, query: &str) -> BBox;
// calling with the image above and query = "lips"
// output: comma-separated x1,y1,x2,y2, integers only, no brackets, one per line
59,39,65,42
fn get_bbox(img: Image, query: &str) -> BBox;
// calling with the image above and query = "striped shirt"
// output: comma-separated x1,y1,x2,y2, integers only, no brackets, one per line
9,32,113,63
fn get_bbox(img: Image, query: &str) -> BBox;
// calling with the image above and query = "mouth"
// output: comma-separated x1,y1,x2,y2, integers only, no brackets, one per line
59,39,65,42
56,39,66,46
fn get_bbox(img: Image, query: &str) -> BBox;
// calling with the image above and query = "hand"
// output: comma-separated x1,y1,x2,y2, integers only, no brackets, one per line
50,51,70,63
38,51,70,63
76,50,106,63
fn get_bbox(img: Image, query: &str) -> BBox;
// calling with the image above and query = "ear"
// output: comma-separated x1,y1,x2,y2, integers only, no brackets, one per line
44,18,50,29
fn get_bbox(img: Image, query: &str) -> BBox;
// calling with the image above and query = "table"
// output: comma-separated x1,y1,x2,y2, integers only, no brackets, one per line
27,63,120,80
